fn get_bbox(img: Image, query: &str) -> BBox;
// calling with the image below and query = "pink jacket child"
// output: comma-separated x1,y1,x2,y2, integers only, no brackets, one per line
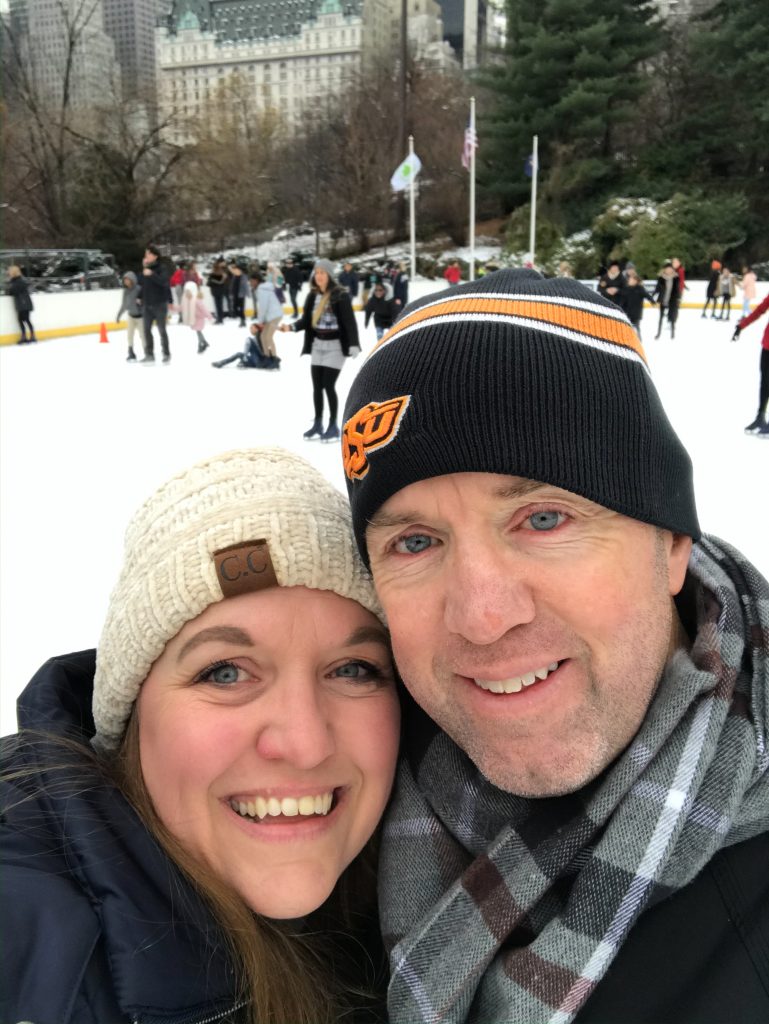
178,281,212,354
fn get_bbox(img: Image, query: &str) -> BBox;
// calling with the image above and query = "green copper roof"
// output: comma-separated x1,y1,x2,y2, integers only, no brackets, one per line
178,8,201,29
169,0,362,42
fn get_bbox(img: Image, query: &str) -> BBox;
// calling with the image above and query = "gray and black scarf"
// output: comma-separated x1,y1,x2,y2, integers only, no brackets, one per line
379,535,768,1023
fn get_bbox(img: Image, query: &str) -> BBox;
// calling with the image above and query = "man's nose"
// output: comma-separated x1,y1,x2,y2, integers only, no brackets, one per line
253,680,336,769
443,544,535,645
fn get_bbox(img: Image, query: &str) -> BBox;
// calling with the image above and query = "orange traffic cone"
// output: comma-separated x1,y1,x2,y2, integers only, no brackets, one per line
99,323,109,344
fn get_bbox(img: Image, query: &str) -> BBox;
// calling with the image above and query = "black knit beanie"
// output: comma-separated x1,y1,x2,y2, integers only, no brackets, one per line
342,268,700,565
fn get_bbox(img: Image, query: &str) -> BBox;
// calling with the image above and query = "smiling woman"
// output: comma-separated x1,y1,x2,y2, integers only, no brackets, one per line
1,449,400,1024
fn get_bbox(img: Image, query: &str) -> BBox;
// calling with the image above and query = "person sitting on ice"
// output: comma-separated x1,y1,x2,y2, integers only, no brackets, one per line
211,322,280,370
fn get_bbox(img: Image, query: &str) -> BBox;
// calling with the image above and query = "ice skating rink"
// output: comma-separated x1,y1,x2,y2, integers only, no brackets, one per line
1,292,767,734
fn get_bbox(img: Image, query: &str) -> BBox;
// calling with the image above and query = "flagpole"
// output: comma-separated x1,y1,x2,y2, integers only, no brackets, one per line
528,133,538,267
469,96,476,281
408,134,417,281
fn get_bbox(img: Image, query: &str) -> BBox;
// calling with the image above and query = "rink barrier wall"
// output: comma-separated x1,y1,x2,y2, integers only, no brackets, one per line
1,281,767,346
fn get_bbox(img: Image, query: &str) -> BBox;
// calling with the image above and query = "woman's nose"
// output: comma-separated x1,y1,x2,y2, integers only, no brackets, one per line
252,681,336,769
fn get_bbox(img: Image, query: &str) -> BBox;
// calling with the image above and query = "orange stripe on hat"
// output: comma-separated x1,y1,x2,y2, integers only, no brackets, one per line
370,294,646,364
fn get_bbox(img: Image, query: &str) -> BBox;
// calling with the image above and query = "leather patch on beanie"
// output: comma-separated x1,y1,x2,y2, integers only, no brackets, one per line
343,395,411,481
214,540,279,597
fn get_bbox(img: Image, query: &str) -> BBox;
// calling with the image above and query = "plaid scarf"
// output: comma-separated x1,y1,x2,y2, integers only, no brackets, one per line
379,536,769,1023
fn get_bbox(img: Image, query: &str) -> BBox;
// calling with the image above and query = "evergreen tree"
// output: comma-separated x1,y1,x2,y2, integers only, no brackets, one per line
639,0,769,253
479,0,659,225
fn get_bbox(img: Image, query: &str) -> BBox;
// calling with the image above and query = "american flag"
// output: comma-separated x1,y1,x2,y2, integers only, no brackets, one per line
461,123,478,170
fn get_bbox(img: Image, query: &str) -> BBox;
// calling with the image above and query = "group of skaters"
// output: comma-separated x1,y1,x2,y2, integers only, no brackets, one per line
597,257,689,338
113,251,301,365
597,257,759,340
702,260,757,321
596,256,768,439
202,255,393,444
205,257,304,325
115,245,190,364
10,245,767,441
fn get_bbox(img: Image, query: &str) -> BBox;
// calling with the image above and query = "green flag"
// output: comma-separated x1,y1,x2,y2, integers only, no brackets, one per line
390,153,422,192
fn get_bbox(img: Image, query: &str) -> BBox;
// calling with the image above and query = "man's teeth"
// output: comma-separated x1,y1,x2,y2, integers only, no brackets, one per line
229,793,334,820
473,662,560,694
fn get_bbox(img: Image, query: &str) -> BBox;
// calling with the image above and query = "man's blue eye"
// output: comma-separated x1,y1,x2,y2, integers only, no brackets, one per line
397,534,433,554
529,511,561,531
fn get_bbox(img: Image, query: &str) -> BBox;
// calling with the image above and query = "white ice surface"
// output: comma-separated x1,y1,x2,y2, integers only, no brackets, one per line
1,288,767,736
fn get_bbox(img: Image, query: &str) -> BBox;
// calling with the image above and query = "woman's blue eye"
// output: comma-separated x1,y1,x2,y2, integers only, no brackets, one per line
335,661,373,679
528,511,562,531
332,661,388,687
395,534,433,554
196,661,242,686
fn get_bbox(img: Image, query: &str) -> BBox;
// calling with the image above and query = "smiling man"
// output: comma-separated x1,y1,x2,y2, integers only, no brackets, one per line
342,269,769,1024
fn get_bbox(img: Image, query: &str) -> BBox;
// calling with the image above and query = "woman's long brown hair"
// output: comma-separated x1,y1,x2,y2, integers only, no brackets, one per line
111,712,382,1024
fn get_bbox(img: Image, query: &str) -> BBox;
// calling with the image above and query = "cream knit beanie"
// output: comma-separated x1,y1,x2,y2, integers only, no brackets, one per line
93,447,383,750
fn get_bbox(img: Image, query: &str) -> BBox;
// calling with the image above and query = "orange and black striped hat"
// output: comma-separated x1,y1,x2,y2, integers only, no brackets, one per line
342,268,699,564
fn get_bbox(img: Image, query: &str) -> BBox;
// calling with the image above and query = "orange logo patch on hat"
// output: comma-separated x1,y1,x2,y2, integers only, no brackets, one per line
343,396,411,481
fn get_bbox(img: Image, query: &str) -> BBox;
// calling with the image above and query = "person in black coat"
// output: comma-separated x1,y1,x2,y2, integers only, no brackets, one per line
390,263,409,309
228,262,249,326
280,258,360,442
7,265,36,343
140,244,172,363
702,260,722,318
1,448,399,1024
597,261,625,306
339,261,360,299
207,257,229,323
364,281,396,340
282,257,304,317
619,268,656,337
652,261,681,338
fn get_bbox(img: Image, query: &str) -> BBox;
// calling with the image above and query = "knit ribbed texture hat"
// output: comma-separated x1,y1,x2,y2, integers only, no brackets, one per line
313,258,336,279
342,269,700,564
93,447,382,750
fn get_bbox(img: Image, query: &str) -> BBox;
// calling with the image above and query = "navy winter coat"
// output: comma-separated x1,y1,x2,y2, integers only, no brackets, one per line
1,651,245,1024
2,651,387,1024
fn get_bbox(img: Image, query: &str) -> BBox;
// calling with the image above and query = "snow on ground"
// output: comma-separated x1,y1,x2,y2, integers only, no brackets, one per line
1,284,767,735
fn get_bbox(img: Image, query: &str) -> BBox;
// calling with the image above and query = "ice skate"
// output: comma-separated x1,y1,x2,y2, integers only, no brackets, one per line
303,419,323,440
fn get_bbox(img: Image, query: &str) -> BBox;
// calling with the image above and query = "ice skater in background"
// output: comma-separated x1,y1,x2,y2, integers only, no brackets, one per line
716,266,736,320
116,271,145,362
266,262,286,307
740,265,757,318
282,257,303,317
253,270,284,361
6,266,36,344
390,262,409,310
170,262,186,321
364,280,396,340
733,292,769,438
652,261,681,338
619,268,656,338
279,258,360,443
206,259,229,323
228,263,249,327
702,260,722,318
179,281,211,354
140,245,172,364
